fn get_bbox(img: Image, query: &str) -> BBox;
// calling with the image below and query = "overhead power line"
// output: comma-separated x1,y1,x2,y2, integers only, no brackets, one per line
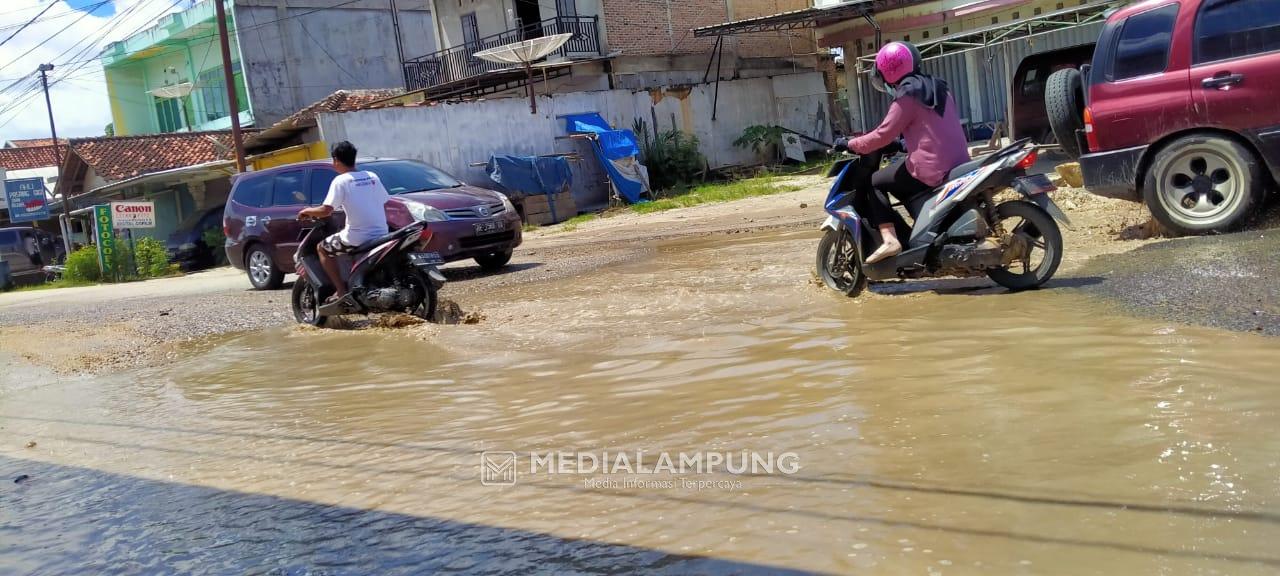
0,1,59,49
0,0,113,75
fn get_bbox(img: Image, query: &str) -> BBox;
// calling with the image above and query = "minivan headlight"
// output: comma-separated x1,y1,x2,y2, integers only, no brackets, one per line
494,192,515,214
405,200,448,222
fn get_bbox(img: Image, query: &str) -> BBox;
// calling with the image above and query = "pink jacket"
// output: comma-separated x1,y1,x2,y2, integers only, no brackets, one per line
850,94,970,187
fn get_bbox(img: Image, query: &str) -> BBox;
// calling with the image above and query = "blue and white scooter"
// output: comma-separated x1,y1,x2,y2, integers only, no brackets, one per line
817,138,1071,296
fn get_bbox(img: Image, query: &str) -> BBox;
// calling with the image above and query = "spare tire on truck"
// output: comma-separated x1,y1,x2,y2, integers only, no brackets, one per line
1045,68,1086,160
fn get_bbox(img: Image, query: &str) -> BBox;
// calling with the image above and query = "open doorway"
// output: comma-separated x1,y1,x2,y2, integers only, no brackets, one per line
515,0,542,40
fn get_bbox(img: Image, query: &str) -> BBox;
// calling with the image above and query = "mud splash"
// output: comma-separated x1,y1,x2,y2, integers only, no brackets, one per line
3,231,1279,574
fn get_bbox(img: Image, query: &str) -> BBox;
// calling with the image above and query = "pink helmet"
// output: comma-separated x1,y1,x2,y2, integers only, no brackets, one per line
872,41,922,92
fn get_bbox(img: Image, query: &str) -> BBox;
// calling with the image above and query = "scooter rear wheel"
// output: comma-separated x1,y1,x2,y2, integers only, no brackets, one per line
816,229,867,297
291,281,328,327
986,201,1063,291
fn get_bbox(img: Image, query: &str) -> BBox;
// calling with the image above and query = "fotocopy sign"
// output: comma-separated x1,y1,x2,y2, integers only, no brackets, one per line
480,450,801,489
93,205,116,277
4,177,49,223
110,201,156,228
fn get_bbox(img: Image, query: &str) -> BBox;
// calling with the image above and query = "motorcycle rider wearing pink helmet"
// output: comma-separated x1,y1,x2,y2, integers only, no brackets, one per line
835,41,970,264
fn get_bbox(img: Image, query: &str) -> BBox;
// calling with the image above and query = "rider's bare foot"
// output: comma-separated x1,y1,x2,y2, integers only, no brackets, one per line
865,239,902,264
324,292,347,305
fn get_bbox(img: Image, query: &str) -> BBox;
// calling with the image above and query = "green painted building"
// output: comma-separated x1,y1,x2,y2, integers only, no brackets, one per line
101,0,252,136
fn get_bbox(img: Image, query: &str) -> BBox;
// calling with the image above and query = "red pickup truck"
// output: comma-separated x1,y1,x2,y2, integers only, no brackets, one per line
1047,0,1280,235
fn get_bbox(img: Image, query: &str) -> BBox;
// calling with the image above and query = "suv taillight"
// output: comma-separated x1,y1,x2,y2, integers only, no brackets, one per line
1083,107,1098,152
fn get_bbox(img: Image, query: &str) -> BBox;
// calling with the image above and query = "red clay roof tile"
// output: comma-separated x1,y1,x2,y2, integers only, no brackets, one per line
5,138,68,148
69,130,255,181
0,145,66,171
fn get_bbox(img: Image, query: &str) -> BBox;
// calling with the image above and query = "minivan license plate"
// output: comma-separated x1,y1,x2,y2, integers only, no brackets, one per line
474,220,505,234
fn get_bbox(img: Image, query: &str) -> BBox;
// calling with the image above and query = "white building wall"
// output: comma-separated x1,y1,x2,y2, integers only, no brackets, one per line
318,72,830,209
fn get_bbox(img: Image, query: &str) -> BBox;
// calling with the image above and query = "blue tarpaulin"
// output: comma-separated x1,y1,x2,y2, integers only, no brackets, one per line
562,113,649,204
484,154,573,197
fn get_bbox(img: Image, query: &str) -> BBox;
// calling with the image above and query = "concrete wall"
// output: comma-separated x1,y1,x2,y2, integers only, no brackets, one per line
599,0,811,57
317,72,830,210
233,0,436,127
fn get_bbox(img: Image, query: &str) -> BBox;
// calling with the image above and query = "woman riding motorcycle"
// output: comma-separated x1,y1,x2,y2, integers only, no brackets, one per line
834,42,970,264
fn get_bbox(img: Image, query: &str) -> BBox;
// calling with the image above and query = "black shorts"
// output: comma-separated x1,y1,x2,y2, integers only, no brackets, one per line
320,233,357,256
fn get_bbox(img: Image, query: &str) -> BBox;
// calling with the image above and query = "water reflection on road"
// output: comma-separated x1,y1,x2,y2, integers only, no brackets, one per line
3,231,1279,574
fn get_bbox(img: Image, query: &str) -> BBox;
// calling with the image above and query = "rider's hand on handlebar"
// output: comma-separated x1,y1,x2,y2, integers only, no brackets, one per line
831,137,851,155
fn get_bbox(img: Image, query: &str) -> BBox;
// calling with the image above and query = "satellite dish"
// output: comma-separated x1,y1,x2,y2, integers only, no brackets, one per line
473,33,574,114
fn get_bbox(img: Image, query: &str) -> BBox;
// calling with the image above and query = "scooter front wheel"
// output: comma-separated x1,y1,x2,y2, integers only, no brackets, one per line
816,228,867,297
291,280,328,327
409,269,439,322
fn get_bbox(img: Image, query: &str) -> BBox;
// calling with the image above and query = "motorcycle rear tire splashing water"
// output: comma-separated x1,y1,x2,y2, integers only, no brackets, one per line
291,217,446,327
816,138,1069,297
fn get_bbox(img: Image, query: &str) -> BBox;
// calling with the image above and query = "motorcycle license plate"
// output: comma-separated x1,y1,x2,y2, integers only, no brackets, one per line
1013,173,1056,195
409,252,444,266
473,219,505,234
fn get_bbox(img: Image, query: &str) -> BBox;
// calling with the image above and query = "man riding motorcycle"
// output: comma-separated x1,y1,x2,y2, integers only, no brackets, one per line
297,140,391,304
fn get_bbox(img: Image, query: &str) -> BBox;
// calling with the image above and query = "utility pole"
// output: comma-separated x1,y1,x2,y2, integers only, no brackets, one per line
389,0,407,89
214,0,246,172
38,63,73,257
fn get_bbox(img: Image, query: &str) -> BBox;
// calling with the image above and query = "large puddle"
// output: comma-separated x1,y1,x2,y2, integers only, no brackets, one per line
3,231,1280,574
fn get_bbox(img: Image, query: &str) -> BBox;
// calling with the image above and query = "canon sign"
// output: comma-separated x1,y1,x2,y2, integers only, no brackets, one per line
109,201,156,229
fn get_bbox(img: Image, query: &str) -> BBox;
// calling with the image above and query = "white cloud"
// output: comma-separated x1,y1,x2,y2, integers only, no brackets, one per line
0,0,187,141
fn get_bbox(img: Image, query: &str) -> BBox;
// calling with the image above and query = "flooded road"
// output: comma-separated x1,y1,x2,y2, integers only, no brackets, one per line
3,231,1280,574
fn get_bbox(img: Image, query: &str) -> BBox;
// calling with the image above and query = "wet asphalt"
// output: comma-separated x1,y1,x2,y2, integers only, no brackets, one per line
1072,230,1280,336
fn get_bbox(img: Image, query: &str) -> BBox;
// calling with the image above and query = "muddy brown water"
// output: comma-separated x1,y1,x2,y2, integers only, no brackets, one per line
3,231,1279,574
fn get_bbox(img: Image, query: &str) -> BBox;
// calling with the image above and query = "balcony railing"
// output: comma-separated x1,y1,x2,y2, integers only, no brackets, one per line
403,15,603,92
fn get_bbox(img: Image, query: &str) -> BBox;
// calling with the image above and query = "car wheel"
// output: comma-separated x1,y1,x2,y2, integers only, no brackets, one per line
1143,135,1265,235
1045,68,1085,160
474,249,513,271
245,245,284,290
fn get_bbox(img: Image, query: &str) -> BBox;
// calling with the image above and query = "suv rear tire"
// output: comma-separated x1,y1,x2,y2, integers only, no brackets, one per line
1045,68,1086,160
245,244,284,290
1143,135,1264,235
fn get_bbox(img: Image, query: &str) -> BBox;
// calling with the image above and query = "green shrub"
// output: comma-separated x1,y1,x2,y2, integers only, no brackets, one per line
62,237,176,284
63,246,102,283
733,125,788,162
133,237,172,278
632,118,705,191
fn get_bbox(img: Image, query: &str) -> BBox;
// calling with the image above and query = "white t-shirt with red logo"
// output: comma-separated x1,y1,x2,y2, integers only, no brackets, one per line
323,170,390,245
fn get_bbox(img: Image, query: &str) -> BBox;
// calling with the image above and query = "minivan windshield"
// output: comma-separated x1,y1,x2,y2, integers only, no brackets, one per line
362,160,462,195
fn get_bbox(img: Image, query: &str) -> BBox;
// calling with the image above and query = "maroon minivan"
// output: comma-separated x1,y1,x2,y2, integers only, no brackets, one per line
224,158,522,289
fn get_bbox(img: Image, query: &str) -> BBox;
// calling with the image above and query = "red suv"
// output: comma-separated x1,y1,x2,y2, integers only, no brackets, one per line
224,158,522,289
1073,0,1280,234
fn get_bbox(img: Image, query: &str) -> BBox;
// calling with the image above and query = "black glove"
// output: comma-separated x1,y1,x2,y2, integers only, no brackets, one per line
831,137,850,154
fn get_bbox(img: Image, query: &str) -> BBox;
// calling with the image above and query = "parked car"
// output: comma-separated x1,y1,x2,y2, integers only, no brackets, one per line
1046,0,1280,234
0,227,64,287
224,158,522,289
166,205,225,271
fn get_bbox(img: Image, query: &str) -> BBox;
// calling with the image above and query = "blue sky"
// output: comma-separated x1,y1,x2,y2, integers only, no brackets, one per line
0,0,180,140
66,0,116,17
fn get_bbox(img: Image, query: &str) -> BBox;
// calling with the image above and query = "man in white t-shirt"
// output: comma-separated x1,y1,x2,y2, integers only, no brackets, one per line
297,141,390,301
